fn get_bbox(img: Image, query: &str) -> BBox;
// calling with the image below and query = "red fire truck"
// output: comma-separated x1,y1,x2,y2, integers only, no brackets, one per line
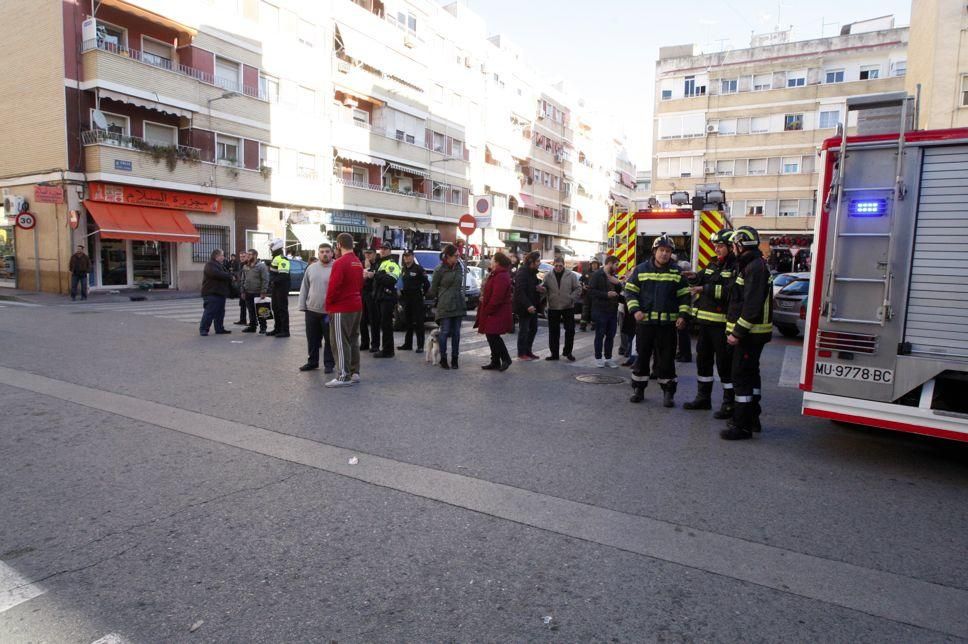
800,93,968,442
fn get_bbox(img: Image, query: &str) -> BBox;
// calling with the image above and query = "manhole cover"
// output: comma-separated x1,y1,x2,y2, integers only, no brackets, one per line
575,374,627,385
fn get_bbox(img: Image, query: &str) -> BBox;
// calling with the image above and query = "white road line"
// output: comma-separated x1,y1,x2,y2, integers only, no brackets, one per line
0,300,41,307
0,561,45,614
779,344,803,388
91,633,130,644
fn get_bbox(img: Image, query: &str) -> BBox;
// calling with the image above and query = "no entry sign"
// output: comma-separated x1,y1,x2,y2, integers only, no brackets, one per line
458,213,477,236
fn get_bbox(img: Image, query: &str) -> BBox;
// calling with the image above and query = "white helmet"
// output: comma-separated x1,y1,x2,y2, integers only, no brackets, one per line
269,237,285,252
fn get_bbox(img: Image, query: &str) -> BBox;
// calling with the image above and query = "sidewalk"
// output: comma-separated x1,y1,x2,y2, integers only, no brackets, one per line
0,287,201,306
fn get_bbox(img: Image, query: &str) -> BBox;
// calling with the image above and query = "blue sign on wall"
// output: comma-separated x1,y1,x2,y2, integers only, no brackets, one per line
114,159,133,172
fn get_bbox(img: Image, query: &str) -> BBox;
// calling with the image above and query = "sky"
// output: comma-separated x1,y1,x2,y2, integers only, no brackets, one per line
454,0,913,168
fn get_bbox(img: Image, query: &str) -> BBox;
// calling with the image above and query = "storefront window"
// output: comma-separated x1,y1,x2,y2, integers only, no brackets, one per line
132,240,171,288
100,239,128,286
0,223,15,287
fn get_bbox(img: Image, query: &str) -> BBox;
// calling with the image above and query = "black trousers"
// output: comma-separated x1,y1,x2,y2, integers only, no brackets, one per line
377,299,397,355
305,311,335,369
360,295,372,349
244,296,267,331
695,323,732,386
547,308,575,357
400,292,425,349
676,322,692,360
516,310,538,356
238,296,248,324
486,334,511,365
365,296,381,351
731,337,766,429
632,324,677,391
270,281,289,333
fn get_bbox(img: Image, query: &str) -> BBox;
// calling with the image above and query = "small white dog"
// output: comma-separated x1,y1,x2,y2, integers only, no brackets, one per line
425,328,441,365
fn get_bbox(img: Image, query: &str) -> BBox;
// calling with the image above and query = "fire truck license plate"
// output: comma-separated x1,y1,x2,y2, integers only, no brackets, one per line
814,361,893,384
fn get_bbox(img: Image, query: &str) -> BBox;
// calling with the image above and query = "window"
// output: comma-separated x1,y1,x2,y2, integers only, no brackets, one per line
784,114,803,131
298,86,315,113
405,133,415,144
408,13,417,32
352,108,369,126
96,21,126,49
260,144,278,169
451,188,462,204
750,116,769,133
433,131,446,153
825,69,845,84
216,134,240,165
720,78,737,94
752,73,772,91
297,153,315,177
746,200,765,216
661,89,672,100
717,119,737,135
715,160,734,176
259,75,279,102
819,109,840,129
859,65,879,80
192,225,229,263
963,76,968,107
747,158,767,175
141,37,173,69
351,166,367,184
782,157,800,174
143,122,176,146
891,60,907,77
787,72,806,87
778,199,799,217
94,110,129,136
215,57,240,91
683,76,705,97
451,138,463,158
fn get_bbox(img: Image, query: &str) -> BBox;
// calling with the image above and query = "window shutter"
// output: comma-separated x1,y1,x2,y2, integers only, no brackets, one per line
767,157,781,174
733,159,748,176
764,200,778,216
799,199,814,216
731,200,744,216
424,130,432,148
801,154,816,174
738,75,752,92
772,71,786,87
807,67,822,84
736,118,750,135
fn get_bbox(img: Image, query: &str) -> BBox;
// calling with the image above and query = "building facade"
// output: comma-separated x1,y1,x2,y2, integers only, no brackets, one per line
906,0,968,130
652,18,908,264
0,0,626,293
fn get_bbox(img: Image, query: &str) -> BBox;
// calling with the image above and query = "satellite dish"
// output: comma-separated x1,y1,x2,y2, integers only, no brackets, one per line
92,110,108,130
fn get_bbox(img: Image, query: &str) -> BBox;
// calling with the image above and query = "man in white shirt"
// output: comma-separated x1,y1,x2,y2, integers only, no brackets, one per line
298,243,335,373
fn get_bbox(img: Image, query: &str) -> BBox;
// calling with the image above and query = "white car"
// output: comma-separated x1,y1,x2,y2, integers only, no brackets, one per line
772,272,810,297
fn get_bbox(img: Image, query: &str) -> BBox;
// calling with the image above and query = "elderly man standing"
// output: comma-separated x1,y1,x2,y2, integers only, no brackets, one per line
541,256,582,361
298,243,336,374
68,245,91,301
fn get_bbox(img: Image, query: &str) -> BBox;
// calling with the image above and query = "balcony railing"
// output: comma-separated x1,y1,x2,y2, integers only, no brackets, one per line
334,176,465,206
81,129,201,161
331,113,467,162
82,39,264,99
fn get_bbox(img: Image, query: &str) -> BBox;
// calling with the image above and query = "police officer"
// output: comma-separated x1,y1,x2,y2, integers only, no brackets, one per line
361,248,378,351
722,225,773,440
397,249,429,353
266,238,290,338
372,244,402,358
624,236,691,407
684,229,737,416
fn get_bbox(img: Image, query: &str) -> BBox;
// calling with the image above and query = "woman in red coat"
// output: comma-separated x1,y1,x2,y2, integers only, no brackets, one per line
477,251,514,371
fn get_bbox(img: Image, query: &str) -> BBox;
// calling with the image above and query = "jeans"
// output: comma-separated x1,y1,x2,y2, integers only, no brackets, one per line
486,333,511,366
592,310,617,359
305,311,335,370
547,308,575,357
438,315,463,359
70,272,88,299
200,295,227,334
516,310,538,356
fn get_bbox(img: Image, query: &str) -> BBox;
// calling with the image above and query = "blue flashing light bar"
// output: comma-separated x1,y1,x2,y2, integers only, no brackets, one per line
848,199,888,217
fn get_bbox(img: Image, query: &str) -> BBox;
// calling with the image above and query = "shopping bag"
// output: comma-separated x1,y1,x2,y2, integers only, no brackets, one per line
255,297,273,320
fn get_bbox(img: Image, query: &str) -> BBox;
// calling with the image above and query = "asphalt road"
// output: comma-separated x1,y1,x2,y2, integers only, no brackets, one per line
0,296,966,643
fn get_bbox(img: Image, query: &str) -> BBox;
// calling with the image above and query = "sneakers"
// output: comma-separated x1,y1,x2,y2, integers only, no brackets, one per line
325,378,353,388
595,358,605,368
604,359,618,369
350,373,361,383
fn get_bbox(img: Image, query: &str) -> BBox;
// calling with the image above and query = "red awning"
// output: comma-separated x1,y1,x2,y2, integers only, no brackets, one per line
518,193,538,209
84,200,200,243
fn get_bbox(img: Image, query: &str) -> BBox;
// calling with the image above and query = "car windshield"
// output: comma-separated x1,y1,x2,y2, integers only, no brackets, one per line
773,274,798,288
413,251,442,272
779,279,809,296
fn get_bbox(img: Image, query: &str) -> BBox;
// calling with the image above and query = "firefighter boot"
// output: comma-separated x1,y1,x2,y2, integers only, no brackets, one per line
683,381,713,410
721,402,753,440
752,396,762,433
662,382,676,408
713,388,735,419
630,384,646,404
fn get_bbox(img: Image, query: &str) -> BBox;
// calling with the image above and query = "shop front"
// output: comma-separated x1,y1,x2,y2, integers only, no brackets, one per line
288,210,379,258
0,216,15,288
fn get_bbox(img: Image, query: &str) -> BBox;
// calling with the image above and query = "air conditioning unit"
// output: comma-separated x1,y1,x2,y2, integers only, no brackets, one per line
404,35,415,48
706,122,719,134
336,59,351,74
3,195,27,216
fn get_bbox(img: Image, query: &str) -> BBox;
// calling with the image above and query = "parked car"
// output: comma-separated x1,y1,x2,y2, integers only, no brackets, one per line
772,271,809,298
286,257,308,293
773,277,809,337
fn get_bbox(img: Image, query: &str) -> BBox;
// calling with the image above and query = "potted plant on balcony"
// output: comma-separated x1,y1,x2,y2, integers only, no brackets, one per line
259,164,273,179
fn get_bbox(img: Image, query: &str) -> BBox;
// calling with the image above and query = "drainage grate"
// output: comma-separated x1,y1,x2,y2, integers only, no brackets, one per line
575,374,627,385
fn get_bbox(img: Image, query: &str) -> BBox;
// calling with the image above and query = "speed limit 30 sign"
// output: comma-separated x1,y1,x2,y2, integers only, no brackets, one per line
15,212,36,230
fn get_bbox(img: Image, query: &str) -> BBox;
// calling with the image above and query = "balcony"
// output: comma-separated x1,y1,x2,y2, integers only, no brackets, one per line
82,130,269,198
81,40,269,123
333,177,466,219
511,213,563,236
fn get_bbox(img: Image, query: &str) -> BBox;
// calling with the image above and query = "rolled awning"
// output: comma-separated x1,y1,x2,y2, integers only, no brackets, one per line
98,0,196,44
386,162,430,178
289,223,326,249
554,244,575,256
329,223,370,234
517,193,538,210
99,89,191,119
84,200,199,242
334,147,384,166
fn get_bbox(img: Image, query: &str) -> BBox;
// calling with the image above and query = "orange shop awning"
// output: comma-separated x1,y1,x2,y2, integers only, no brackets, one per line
84,200,200,243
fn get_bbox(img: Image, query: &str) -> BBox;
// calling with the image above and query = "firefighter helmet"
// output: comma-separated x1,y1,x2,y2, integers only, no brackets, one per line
710,229,733,245
652,235,675,252
731,226,760,250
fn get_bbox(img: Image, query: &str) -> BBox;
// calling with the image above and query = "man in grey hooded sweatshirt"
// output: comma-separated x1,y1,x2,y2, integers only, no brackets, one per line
298,243,336,373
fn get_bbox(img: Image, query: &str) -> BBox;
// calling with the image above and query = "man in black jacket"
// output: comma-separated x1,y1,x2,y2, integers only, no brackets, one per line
513,251,543,360
587,255,621,367
397,249,429,352
199,248,233,336
372,245,402,358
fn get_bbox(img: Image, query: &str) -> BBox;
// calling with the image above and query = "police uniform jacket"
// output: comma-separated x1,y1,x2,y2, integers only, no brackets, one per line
268,253,290,289
374,255,401,301
691,254,736,326
400,262,429,296
623,259,691,324
726,248,773,341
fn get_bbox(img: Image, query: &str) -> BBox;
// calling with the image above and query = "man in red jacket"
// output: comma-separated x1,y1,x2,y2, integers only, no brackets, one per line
325,233,364,387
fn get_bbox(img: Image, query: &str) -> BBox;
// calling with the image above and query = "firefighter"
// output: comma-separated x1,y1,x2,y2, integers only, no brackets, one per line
721,225,774,440
372,244,402,358
397,249,429,352
624,235,691,407
683,229,737,416
266,238,290,338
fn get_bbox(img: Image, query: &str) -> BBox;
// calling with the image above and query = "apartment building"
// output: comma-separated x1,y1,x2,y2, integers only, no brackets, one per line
0,0,625,293
652,17,908,260
907,0,968,129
